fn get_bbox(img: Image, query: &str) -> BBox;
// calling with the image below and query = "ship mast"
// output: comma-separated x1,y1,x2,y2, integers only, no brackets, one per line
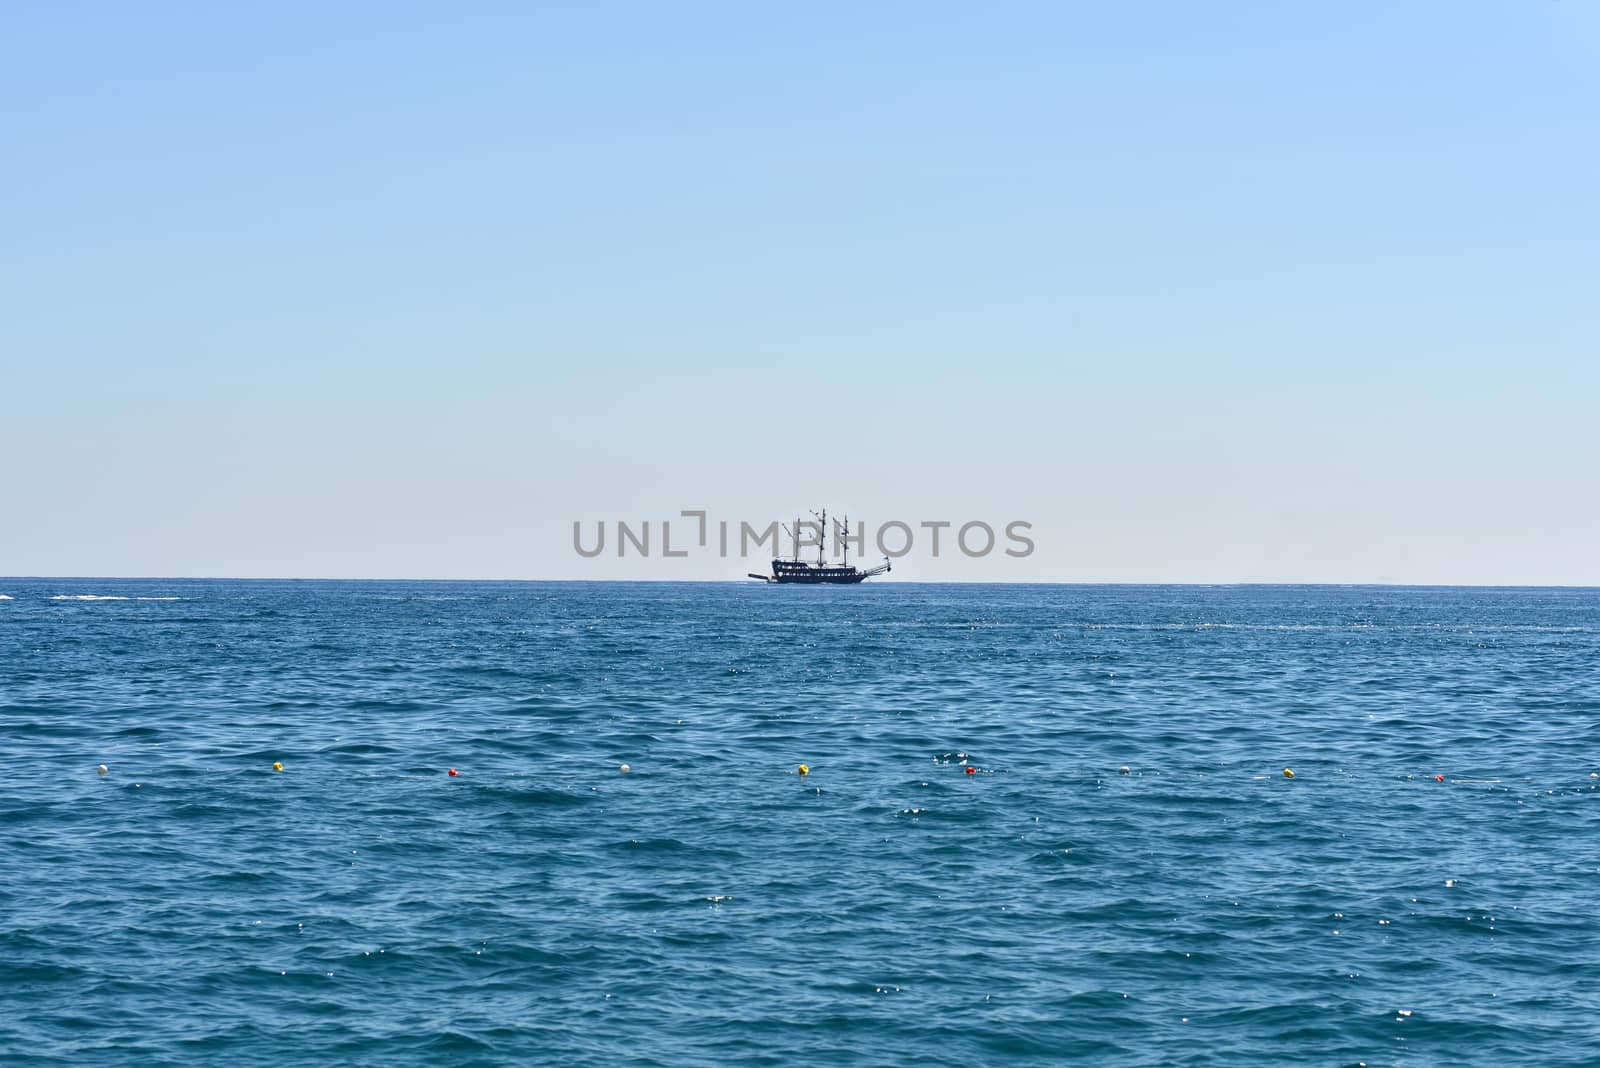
839,514,849,568
811,508,826,567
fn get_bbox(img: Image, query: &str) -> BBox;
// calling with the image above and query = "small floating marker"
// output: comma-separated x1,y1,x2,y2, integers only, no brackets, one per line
448,768,459,777
272,762,283,772
619,763,631,774
1119,765,1131,775
97,764,108,776
965,766,977,775
1435,774,1445,782
1591,773,1598,780
797,764,809,776
1283,768,1295,778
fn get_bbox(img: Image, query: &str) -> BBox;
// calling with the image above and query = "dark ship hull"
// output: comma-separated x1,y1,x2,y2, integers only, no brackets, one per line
751,560,883,584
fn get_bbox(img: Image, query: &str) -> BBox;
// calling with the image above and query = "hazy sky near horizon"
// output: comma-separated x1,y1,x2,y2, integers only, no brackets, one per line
4,2,1597,583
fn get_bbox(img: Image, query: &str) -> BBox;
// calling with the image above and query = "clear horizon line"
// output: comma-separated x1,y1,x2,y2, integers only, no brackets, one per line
3,574,1598,590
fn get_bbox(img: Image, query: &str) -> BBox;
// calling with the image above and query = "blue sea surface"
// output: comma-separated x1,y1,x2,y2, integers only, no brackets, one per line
2,580,1598,1065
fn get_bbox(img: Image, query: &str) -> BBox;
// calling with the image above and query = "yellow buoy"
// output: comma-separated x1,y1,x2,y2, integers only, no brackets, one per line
797,763,810,776
1283,767,1295,778
272,761,284,772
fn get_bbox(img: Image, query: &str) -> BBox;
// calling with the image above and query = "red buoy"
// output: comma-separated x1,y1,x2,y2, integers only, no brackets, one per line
965,766,977,775
448,768,459,777
1435,774,1444,782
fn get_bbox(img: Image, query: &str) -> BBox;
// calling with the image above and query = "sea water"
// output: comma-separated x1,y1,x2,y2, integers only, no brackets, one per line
2,580,1597,1065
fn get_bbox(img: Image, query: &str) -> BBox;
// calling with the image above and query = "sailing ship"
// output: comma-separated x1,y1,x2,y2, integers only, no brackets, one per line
747,509,892,584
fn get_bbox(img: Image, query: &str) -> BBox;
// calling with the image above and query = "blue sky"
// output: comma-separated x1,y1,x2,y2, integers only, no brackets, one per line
3,2,1596,581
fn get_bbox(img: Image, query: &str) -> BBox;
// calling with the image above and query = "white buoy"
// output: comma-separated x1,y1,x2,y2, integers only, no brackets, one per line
97,764,109,776
1119,765,1131,775
619,764,631,774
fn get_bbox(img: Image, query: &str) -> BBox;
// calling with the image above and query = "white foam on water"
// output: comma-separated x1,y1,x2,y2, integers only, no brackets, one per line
49,595,131,601
135,597,183,601
0,594,12,600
